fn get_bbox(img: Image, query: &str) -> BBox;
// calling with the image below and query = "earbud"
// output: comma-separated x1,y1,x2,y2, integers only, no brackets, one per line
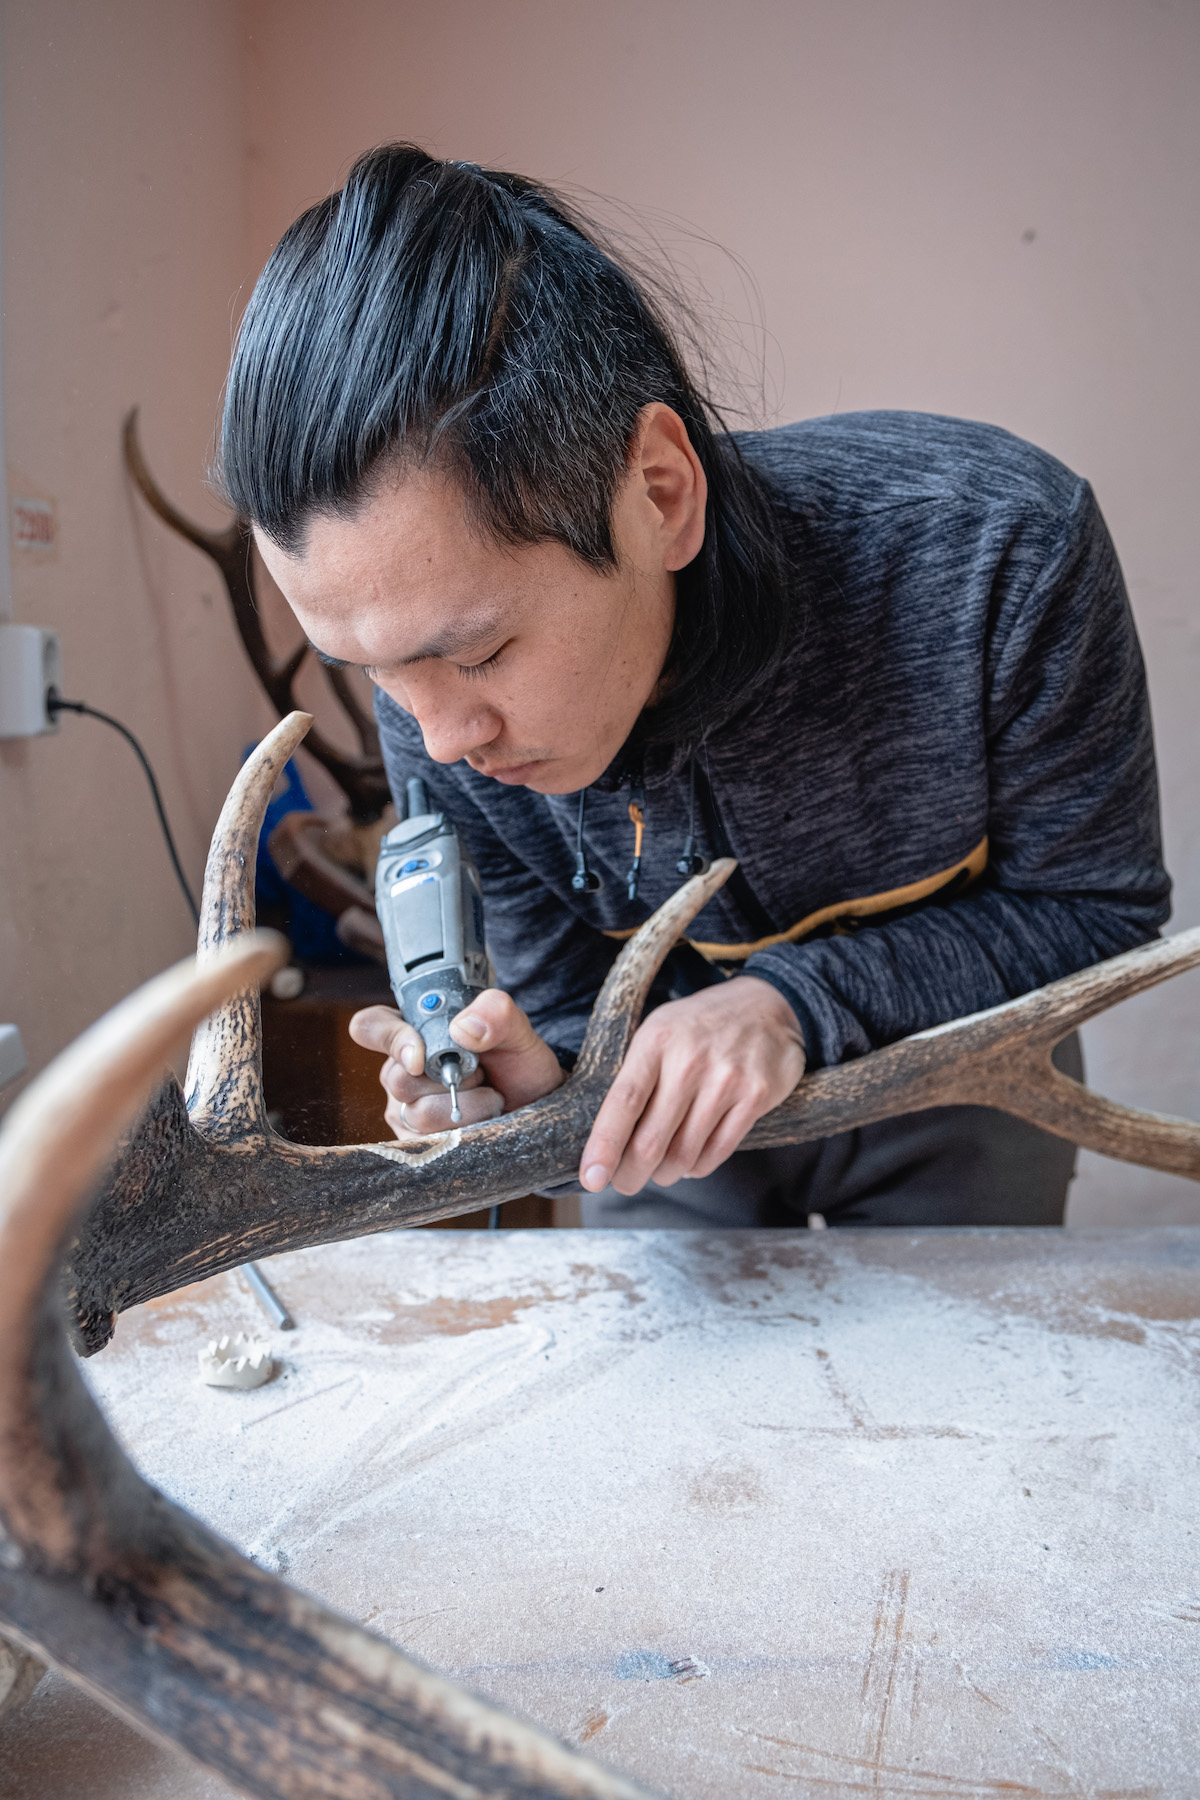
572,855,603,894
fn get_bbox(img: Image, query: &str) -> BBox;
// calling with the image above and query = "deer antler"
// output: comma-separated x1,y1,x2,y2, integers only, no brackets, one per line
64,713,736,1353
742,929,1200,1173
64,711,1200,1356
0,935,657,1800
122,407,390,820
8,717,1200,1793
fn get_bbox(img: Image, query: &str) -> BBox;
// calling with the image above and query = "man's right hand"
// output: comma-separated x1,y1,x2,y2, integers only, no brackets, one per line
349,989,566,1139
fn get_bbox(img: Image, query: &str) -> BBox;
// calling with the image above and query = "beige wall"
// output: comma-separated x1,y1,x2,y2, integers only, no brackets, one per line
4,1,1198,1222
0,0,270,1106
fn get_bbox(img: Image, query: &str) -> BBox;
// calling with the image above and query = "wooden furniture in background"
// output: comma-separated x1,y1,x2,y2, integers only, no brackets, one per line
262,969,555,1228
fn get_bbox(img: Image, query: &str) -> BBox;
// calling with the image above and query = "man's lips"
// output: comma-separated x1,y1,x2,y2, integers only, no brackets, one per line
475,757,552,784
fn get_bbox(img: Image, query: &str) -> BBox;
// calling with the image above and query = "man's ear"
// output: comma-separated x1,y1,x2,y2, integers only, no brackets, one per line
631,403,708,571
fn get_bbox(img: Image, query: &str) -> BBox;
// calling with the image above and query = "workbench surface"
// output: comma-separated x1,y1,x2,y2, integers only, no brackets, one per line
3,1227,1199,1798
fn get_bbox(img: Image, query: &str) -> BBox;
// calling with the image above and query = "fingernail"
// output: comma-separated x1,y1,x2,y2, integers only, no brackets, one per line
582,1163,609,1191
400,1046,419,1074
456,1014,485,1044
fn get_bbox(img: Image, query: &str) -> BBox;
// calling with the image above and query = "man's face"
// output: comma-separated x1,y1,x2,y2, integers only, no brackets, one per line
254,405,707,795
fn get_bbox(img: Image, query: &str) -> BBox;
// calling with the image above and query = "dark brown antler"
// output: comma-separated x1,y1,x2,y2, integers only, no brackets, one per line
64,709,1200,1357
65,712,737,1353
742,928,1200,1174
8,714,1200,1796
0,935,658,1800
122,407,390,820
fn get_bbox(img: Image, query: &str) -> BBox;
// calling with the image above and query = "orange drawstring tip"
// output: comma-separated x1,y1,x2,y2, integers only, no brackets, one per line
626,798,645,902
628,799,644,860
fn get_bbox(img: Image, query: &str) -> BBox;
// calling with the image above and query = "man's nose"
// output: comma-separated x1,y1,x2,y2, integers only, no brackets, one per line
413,696,502,765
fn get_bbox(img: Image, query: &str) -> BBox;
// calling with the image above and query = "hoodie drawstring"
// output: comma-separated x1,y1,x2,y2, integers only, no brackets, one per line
676,759,710,877
573,762,708,906
625,782,646,902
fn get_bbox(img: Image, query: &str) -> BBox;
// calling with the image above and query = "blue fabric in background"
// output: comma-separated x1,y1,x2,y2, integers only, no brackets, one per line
247,750,366,965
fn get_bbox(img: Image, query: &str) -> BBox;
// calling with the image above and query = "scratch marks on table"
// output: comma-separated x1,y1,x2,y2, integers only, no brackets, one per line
749,1419,984,1442
862,1569,912,1775
740,1726,1054,1795
732,1569,1134,1799
738,1724,1122,1796
776,1349,984,1443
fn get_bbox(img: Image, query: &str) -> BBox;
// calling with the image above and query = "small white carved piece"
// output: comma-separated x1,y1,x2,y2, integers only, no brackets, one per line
199,1333,275,1390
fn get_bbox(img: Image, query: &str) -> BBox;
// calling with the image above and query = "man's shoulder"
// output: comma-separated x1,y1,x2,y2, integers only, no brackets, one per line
731,412,1084,524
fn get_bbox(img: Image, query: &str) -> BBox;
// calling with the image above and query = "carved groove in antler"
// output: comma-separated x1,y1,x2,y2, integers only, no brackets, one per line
0,940,657,1800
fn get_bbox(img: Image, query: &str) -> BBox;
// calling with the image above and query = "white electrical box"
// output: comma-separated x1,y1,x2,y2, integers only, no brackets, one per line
0,622,61,737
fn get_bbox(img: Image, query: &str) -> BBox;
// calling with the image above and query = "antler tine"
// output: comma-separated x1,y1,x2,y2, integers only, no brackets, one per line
992,922,1200,1046
969,924,1200,1178
0,941,657,1800
185,710,314,1137
325,661,382,756
123,410,390,820
745,923,1200,1180
0,933,287,1554
122,406,243,560
574,858,736,1082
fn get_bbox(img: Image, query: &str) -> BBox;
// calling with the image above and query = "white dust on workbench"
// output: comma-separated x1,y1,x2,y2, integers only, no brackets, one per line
79,1230,1200,1798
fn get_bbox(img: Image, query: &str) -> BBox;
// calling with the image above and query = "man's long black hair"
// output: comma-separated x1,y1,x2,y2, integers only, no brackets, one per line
219,144,788,753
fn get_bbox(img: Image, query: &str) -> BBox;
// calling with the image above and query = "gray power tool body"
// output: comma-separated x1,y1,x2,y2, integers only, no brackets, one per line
375,777,489,1122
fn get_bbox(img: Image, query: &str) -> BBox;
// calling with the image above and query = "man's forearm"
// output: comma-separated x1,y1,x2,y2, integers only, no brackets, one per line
743,882,1170,1070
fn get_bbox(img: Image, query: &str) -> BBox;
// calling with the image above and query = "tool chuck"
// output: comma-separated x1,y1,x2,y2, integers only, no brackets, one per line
375,778,489,1125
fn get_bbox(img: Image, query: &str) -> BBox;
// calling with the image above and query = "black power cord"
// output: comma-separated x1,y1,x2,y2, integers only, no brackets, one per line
48,691,200,926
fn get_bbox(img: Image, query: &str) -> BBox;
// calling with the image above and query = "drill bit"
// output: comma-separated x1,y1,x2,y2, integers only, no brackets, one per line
440,1054,464,1124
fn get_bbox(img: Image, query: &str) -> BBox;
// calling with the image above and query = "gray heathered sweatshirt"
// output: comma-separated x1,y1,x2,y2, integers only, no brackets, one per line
375,411,1170,1071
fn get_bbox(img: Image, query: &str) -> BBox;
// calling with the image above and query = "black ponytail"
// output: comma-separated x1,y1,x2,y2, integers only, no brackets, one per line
219,144,788,751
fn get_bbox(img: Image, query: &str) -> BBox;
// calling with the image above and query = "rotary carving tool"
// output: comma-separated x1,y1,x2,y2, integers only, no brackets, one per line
375,777,489,1122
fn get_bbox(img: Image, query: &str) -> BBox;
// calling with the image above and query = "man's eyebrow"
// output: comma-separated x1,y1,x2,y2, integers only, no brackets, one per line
399,612,506,666
306,613,505,674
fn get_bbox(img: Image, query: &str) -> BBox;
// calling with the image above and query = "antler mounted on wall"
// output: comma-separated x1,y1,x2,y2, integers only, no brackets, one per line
122,407,390,822
64,709,1200,1362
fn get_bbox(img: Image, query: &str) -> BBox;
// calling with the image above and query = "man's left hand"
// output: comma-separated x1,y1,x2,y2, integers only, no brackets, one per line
579,976,806,1194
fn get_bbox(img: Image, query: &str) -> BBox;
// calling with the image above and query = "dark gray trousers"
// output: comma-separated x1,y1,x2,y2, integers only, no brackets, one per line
581,1034,1083,1230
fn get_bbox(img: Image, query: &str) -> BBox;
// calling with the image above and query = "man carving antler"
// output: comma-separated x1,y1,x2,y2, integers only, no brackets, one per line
220,145,1167,1229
